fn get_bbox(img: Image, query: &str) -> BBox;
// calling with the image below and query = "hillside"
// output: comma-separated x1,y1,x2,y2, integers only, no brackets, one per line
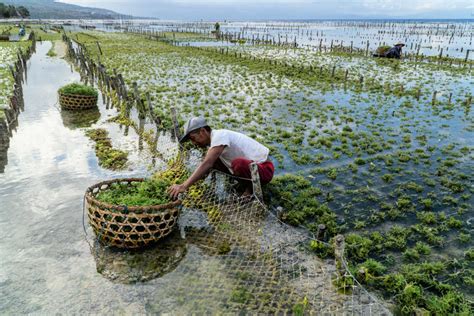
0,3,30,18
2,0,125,19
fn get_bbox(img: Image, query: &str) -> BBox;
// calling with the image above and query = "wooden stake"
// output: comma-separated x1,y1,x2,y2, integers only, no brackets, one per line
316,224,326,240
250,162,263,202
146,92,161,126
170,107,181,141
96,41,103,55
334,235,345,277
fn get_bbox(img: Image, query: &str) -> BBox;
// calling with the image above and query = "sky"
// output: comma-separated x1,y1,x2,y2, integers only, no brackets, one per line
58,0,474,20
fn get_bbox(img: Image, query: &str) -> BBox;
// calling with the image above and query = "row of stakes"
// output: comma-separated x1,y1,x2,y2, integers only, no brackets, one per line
2,31,36,132
124,22,472,62
123,27,472,108
63,33,183,143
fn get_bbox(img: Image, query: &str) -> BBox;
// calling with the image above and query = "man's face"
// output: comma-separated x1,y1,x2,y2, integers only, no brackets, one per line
189,128,209,147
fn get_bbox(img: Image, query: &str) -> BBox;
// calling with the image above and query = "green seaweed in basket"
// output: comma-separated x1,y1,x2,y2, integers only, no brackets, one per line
96,178,173,209
58,83,98,97
375,45,391,55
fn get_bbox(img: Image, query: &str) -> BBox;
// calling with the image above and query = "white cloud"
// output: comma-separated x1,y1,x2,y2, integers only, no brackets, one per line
57,0,474,18
358,0,472,12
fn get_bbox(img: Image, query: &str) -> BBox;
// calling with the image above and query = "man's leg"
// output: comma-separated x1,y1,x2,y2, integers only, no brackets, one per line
230,158,253,195
212,157,231,174
231,158,275,195
257,161,275,185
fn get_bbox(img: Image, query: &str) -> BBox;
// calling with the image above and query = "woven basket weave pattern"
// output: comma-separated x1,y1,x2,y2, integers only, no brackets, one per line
59,92,98,110
85,178,181,249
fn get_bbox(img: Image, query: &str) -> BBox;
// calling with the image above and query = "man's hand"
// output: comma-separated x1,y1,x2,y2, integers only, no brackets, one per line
168,184,187,200
167,145,225,200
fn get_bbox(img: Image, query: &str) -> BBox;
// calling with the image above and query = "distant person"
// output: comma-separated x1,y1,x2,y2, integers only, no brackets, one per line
213,22,221,39
385,42,405,59
168,117,274,199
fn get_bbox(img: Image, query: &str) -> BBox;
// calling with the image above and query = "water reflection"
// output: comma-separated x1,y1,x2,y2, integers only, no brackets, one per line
0,89,25,174
0,117,12,173
91,229,187,284
60,108,101,130
0,134,8,173
138,117,144,151
90,207,235,284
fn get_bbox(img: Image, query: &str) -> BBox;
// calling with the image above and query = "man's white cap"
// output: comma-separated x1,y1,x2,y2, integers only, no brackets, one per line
179,117,209,143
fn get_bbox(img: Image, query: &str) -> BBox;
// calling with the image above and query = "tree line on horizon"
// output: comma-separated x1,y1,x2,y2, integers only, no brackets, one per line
0,2,30,18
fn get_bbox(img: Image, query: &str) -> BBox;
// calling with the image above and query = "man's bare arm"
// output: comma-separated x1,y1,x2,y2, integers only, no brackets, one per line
168,145,225,199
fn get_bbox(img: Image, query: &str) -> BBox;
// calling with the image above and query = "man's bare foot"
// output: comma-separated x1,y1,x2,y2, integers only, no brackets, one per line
241,188,252,197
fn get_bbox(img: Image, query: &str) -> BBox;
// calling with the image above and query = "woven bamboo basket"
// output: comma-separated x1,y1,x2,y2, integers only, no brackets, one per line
59,92,98,110
85,178,181,249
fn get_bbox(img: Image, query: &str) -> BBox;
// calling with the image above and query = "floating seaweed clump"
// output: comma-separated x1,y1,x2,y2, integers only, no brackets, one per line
85,128,128,170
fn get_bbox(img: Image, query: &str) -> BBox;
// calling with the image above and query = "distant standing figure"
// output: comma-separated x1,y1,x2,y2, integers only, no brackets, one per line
215,22,220,32
385,42,405,59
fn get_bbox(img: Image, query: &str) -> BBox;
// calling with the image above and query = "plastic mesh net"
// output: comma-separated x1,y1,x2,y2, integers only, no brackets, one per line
162,162,390,314
85,143,391,314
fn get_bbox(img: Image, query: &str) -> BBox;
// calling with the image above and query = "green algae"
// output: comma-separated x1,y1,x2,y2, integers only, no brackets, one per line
85,128,128,170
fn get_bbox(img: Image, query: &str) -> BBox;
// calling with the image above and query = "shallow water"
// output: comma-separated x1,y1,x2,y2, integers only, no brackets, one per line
0,41,154,313
179,41,250,47
145,20,474,59
1,41,388,314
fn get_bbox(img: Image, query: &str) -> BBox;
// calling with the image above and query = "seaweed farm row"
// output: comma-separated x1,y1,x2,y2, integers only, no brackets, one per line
0,20,472,314
0,24,60,116
65,27,474,314
130,20,474,59
27,19,474,58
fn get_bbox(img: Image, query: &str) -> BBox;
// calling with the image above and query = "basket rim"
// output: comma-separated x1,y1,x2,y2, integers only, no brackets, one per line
59,91,98,99
85,177,181,213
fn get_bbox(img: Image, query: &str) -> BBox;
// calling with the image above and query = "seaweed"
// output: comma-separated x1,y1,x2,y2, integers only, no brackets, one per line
58,82,98,97
66,28,474,314
85,128,128,170
96,178,172,207
230,286,253,304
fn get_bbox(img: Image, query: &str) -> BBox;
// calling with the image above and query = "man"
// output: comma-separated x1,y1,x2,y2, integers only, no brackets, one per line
384,42,405,59
168,117,274,199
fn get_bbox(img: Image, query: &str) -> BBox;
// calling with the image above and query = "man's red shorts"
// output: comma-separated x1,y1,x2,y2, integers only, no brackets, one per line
230,158,274,184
